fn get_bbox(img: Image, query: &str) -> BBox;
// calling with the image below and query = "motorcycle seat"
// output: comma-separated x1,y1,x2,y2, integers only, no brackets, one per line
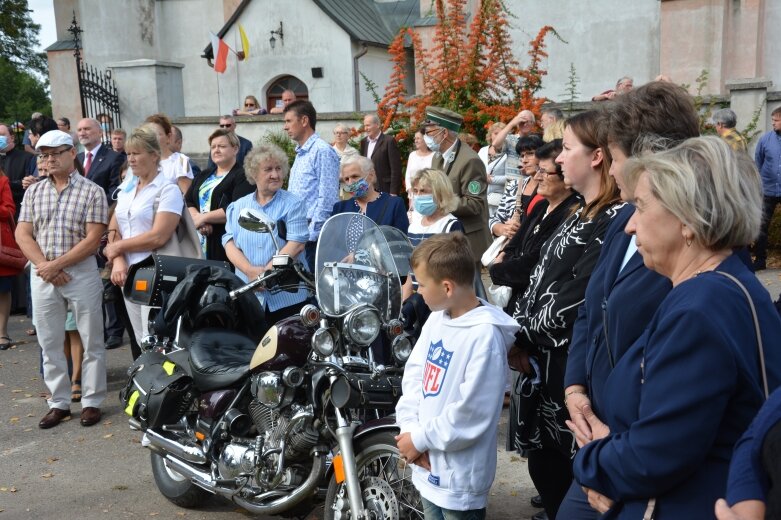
189,328,258,392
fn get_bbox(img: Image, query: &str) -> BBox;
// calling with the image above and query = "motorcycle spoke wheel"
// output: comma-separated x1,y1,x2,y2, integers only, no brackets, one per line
324,430,424,520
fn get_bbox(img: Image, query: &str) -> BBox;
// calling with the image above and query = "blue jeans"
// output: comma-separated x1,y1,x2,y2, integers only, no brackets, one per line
421,497,486,520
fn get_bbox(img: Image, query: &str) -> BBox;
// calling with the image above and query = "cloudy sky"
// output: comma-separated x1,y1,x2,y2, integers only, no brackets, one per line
28,0,57,51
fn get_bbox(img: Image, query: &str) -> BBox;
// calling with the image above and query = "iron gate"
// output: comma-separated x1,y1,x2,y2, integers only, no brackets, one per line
68,13,122,145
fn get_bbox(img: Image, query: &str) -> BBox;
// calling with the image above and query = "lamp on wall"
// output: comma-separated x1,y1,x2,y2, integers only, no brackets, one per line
269,22,284,49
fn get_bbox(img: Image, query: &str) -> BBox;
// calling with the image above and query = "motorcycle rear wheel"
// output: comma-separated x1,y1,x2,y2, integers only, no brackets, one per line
324,430,423,520
150,452,210,508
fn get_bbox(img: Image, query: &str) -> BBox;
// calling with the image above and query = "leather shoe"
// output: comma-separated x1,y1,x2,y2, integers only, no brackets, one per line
39,408,71,429
531,511,548,520
530,494,544,508
80,407,102,426
105,335,123,350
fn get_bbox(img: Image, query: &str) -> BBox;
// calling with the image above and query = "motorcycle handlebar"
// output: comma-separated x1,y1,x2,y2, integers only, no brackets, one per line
229,270,281,300
229,261,315,300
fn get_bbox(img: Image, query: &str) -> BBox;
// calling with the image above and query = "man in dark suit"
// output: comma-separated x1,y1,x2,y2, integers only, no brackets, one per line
422,106,491,260
76,118,125,350
360,114,402,195
76,118,124,202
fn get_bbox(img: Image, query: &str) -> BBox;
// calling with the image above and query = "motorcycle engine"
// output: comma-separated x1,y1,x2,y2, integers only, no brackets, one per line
218,440,256,480
248,400,319,461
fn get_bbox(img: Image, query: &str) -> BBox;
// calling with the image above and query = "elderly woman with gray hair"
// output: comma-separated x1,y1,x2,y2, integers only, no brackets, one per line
223,143,310,324
567,136,781,519
332,155,408,233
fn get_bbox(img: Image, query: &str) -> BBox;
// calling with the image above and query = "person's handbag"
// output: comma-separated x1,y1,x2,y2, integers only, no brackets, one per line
153,192,203,260
0,216,27,270
487,283,512,307
481,235,507,267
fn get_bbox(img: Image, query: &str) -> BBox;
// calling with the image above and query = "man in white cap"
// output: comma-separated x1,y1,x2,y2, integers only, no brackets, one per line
16,130,108,429
422,106,491,259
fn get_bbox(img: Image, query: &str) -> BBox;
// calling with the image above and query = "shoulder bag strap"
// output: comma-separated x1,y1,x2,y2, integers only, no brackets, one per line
715,270,769,399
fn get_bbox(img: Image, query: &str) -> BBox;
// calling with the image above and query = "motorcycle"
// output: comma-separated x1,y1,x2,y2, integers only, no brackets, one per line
120,211,423,519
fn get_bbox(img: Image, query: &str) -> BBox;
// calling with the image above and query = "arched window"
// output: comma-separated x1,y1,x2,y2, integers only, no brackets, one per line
267,75,308,111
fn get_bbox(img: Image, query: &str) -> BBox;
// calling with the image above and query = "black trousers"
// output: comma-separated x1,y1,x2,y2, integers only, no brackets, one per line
527,447,574,520
755,195,781,261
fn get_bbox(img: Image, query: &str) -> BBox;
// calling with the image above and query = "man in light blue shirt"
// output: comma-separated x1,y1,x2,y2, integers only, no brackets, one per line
753,106,781,270
283,100,340,271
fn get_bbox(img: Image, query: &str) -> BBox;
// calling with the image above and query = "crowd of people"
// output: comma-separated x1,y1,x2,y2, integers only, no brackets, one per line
2,76,781,519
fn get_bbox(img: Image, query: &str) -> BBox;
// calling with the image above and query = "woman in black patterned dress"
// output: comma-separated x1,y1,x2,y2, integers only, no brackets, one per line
508,110,623,519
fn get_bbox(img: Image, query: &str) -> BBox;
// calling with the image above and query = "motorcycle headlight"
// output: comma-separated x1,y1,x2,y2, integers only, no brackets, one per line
252,372,285,408
391,334,413,364
312,327,336,357
344,308,381,346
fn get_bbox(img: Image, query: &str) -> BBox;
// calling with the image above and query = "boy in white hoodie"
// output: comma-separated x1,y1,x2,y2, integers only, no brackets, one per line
396,232,520,518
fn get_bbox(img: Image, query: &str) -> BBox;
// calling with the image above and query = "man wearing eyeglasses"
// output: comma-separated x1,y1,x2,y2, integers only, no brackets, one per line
16,130,108,429
423,106,491,260
0,123,37,216
207,115,252,170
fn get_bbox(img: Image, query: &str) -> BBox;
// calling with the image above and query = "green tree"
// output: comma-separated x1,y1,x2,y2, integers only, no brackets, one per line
0,57,50,123
0,0,51,125
0,0,46,74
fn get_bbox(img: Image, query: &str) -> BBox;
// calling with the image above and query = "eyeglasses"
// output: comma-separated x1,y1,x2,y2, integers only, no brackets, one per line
38,148,72,161
244,103,256,108
519,120,533,125
535,166,560,176
334,131,349,135
219,124,233,129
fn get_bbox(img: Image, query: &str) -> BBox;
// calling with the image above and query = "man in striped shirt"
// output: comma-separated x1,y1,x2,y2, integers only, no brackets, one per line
16,130,108,429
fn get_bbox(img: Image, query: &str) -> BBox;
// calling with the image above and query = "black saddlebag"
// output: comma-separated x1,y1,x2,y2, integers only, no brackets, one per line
120,351,193,429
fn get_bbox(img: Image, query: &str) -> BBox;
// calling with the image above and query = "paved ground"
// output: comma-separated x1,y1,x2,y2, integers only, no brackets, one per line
2,267,779,519
0,317,537,519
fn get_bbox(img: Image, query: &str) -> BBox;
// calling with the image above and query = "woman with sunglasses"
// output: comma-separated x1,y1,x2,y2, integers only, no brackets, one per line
233,95,268,116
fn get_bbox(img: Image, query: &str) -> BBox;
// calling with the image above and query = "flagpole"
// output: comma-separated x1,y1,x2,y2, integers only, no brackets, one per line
235,30,240,110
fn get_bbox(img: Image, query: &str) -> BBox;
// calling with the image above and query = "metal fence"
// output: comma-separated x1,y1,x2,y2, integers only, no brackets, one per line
68,13,122,145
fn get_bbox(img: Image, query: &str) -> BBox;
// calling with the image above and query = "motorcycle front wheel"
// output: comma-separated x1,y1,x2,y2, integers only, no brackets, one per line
324,430,423,520
150,452,210,508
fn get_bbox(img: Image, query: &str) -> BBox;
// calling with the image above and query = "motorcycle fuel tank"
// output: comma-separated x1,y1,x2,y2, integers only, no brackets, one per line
250,316,313,373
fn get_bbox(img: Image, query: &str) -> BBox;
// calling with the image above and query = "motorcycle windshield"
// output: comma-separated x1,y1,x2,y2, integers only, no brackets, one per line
315,214,410,320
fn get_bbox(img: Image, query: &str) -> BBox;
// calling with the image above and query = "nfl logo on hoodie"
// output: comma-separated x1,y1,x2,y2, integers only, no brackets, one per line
422,340,453,398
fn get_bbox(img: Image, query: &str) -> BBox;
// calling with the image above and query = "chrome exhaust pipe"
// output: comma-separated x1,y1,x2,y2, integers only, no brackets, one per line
232,451,327,516
142,429,208,465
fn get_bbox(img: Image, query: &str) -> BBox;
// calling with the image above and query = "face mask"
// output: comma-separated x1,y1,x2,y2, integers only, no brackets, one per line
423,131,442,152
0,136,7,151
344,177,371,199
414,194,437,216
100,123,110,132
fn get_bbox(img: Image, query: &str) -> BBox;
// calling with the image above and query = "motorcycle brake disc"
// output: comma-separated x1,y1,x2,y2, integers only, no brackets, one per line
362,476,399,520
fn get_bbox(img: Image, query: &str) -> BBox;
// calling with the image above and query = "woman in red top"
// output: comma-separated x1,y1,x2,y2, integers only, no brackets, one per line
0,166,25,349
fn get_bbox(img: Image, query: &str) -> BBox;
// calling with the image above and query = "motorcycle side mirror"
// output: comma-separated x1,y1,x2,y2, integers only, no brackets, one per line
238,208,280,252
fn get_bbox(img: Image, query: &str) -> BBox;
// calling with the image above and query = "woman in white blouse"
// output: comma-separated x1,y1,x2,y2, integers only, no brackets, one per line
404,127,434,196
103,126,183,345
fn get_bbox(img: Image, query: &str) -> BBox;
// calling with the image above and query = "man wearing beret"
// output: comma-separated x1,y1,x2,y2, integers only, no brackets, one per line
422,106,491,258
16,130,108,429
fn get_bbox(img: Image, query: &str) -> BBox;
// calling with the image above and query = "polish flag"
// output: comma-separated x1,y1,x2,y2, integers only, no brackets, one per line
210,32,229,73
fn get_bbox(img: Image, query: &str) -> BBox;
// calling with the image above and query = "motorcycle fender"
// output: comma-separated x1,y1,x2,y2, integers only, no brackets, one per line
325,418,399,483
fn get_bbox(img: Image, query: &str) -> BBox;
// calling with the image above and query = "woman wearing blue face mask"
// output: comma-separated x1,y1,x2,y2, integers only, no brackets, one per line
332,155,409,233
401,168,464,300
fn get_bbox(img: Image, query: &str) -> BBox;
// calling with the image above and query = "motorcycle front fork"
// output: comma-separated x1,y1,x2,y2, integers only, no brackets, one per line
333,406,368,520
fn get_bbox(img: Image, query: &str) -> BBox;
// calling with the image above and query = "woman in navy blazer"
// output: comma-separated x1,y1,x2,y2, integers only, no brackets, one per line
568,137,781,519
559,81,701,518
332,155,408,234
